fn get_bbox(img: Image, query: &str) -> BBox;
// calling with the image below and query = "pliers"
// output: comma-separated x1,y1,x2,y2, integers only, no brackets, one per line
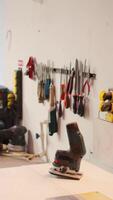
82,61,90,95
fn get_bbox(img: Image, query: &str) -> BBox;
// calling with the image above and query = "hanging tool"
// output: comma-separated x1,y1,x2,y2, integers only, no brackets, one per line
44,66,51,100
73,59,79,114
60,66,66,101
49,75,58,136
37,64,45,103
58,69,63,118
68,65,75,110
49,66,56,107
64,67,71,109
82,61,90,96
25,56,36,80
68,63,74,95
77,61,85,117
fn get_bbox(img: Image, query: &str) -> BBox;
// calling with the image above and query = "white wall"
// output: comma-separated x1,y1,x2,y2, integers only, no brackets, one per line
1,0,113,172
0,0,6,85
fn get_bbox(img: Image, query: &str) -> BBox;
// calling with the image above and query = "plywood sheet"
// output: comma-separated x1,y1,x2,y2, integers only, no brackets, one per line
79,192,112,200
47,192,112,200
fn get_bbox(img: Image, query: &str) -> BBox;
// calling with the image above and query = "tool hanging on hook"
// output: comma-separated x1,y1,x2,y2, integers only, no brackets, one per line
73,59,79,114
82,60,90,96
64,67,71,109
77,61,85,117
58,69,63,118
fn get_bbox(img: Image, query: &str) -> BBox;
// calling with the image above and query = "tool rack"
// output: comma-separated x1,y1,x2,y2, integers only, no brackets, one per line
52,67,96,79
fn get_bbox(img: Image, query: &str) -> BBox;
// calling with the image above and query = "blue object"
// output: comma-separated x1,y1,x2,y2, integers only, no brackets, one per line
44,79,51,99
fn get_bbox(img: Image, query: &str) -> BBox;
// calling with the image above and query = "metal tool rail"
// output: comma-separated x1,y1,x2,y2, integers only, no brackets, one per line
51,67,96,79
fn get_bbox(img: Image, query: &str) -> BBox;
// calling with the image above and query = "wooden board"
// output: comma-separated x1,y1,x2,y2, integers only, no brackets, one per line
2,151,39,161
47,195,79,200
47,192,112,200
78,192,112,200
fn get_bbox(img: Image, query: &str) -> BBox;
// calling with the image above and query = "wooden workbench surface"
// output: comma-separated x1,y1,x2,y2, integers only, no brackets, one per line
0,160,113,200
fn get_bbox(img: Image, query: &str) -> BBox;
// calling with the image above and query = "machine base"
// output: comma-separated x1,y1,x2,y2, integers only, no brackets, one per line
49,167,83,180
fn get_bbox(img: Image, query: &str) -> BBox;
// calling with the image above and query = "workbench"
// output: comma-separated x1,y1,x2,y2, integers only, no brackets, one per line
0,160,113,200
